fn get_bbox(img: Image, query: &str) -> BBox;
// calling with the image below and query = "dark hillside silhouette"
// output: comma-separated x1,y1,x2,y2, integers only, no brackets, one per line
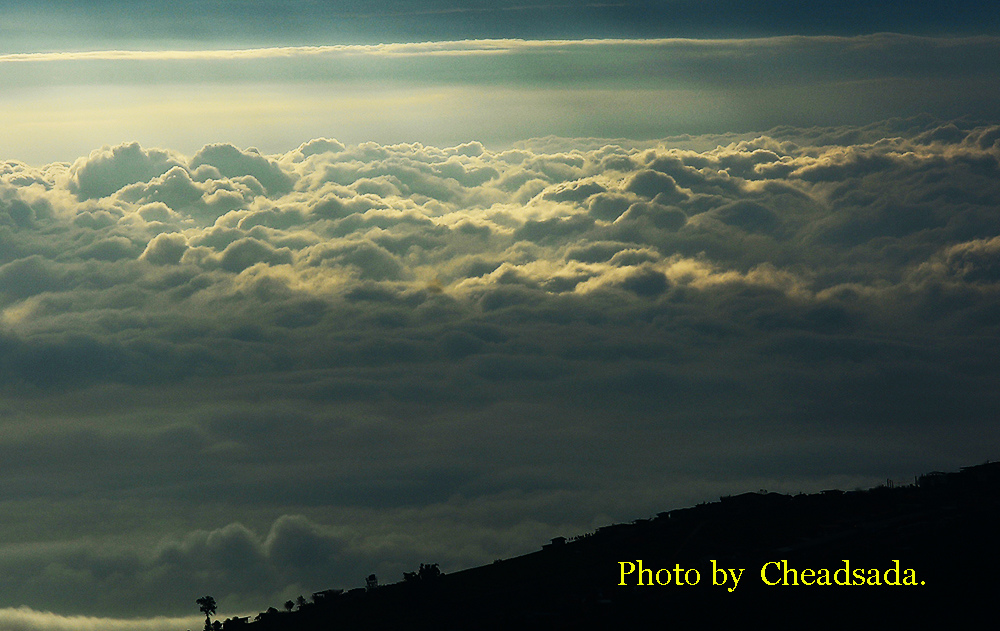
234,462,1000,629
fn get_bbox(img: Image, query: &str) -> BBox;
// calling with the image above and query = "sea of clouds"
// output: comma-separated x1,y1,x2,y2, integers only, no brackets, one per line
1,116,999,622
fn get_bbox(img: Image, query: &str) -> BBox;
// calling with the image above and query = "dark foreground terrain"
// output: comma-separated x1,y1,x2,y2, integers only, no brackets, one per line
231,462,999,629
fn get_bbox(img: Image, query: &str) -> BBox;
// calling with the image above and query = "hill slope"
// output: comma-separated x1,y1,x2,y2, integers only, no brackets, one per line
236,462,1000,628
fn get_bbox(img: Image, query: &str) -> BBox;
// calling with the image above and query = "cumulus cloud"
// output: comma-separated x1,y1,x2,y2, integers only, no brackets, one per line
217,238,294,273
3,122,999,387
190,145,294,197
1,118,1000,618
68,143,184,201
140,233,188,265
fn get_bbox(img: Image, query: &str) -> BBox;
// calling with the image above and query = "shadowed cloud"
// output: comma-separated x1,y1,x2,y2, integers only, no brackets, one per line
0,117,998,621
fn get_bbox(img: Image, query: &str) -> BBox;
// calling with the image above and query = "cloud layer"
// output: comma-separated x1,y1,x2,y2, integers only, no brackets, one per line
4,35,1000,167
4,0,999,54
0,609,201,631
1,117,999,621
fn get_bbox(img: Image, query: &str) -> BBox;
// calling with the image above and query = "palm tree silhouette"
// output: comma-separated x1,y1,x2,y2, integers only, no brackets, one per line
196,596,217,631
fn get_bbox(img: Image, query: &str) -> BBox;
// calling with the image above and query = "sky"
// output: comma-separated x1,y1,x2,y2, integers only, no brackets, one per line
1,0,1000,627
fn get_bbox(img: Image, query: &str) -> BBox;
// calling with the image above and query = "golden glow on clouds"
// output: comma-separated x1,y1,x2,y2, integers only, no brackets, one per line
2,84,711,166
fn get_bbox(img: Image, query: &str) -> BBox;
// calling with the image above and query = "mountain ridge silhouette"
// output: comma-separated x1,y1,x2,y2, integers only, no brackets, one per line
226,461,998,628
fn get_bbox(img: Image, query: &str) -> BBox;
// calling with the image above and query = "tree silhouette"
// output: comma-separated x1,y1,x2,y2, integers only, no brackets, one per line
196,596,217,631
283,600,294,612
419,563,441,580
404,563,443,583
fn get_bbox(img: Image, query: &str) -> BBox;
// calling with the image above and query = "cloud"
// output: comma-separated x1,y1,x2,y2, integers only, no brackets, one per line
7,0,1000,60
939,237,1000,283
0,608,202,631
5,35,1000,168
623,169,688,202
0,514,354,621
302,240,406,281
7,36,1000,86
217,238,294,273
68,143,184,201
191,145,294,197
140,233,188,266
0,256,67,299
1,117,999,618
